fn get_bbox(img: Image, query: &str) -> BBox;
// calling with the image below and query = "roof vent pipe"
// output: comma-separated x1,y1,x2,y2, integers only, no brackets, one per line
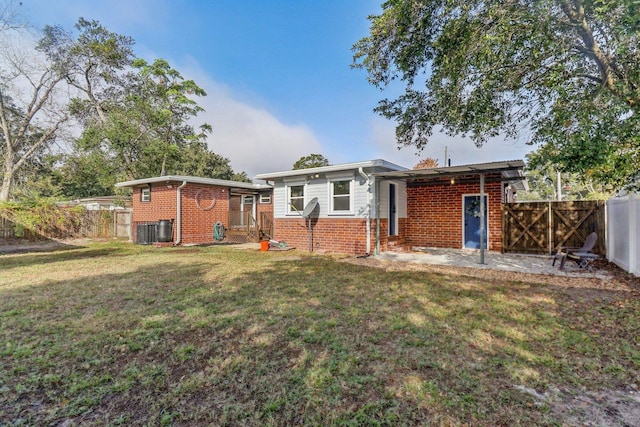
174,181,187,245
358,167,371,256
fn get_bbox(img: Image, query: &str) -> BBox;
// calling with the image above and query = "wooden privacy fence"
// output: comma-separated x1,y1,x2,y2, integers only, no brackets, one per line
0,216,42,239
79,209,132,239
502,201,606,255
0,209,131,241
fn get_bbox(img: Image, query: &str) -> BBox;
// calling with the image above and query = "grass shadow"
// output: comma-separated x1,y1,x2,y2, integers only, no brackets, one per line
1,244,638,426
0,246,125,271
0,238,81,254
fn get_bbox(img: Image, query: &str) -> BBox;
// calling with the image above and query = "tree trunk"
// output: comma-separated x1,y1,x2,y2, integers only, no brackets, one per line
0,138,15,201
0,169,12,201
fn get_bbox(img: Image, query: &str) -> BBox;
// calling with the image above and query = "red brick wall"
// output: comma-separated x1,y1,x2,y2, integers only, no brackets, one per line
377,219,388,253
376,218,408,253
132,184,178,225
180,184,230,244
131,183,230,244
256,197,273,219
272,217,407,255
406,177,503,251
272,218,371,254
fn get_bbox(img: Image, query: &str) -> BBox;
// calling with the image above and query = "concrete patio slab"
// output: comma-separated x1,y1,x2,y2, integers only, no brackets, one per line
375,247,611,280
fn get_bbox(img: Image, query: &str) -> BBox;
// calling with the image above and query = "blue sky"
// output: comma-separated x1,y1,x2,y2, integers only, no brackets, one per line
21,0,534,179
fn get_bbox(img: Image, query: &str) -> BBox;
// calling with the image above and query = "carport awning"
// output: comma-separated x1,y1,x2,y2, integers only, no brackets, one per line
374,160,527,191
373,160,525,181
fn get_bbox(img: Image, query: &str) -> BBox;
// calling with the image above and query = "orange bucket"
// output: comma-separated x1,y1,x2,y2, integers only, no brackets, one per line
260,240,269,252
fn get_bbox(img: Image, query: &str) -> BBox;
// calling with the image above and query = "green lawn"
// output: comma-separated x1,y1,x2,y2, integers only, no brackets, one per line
1,241,639,426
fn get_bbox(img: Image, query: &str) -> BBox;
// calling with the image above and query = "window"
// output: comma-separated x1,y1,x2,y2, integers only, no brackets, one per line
141,187,151,202
288,184,305,214
330,179,353,214
259,193,271,204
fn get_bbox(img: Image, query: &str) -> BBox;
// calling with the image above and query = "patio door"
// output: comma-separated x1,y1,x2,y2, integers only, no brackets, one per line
463,195,488,249
242,195,256,226
389,183,397,236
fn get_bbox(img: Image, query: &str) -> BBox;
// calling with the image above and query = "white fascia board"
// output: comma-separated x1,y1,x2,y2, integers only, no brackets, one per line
115,175,272,191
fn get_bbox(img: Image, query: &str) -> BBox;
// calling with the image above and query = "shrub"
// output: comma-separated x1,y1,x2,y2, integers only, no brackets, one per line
0,199,89,240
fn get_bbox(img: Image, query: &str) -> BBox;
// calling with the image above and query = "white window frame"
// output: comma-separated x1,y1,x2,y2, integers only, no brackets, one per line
328,177,355,215
259,193,271,204
286,182,306,215
141,187,151,202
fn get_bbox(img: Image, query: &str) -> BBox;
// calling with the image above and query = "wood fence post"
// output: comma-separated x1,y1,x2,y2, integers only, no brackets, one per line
548,201,552,255
630,195,638,276
606,199,612,263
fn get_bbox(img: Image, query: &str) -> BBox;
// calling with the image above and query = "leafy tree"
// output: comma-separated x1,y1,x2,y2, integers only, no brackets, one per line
413,157,439,169
353,0,640,190
60,21,246,194
52,151,117,198
49,18,135,125
10,152,62,201
0,35,69,200
231,171,252,183
0,0,27,33
59,20,240,191
1,17,134,201
71,54,210,179
292,154,330,170
2,17,245,200
522,148,612,201
174,142,234,179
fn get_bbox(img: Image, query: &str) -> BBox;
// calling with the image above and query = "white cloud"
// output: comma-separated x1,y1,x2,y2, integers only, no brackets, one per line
177,61,323,179
366,118,423,168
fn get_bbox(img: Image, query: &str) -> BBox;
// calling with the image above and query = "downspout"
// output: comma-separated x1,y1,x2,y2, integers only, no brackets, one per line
174,180,187,245
375,179,381,255
479,173,485,265
358,167,372,256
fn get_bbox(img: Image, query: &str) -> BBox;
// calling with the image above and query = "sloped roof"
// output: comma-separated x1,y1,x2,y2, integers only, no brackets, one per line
255,159,407,181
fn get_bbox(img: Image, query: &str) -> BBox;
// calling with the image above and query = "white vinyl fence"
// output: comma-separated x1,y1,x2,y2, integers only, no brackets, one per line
607,194,640,277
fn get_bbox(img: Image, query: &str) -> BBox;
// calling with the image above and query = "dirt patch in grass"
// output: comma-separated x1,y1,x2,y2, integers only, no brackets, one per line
515,385,640,427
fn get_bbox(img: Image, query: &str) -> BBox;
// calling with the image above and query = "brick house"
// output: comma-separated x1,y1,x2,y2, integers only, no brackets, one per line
256,159,525,255
115,176,273,245
255,160,407,255
116,160,525,253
